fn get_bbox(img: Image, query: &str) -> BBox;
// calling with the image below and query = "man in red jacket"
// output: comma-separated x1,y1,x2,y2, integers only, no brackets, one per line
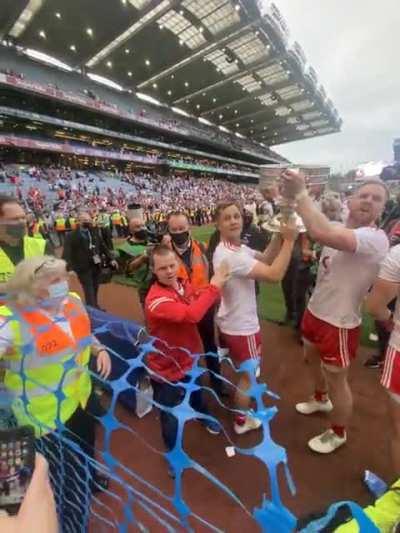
145,244,229,457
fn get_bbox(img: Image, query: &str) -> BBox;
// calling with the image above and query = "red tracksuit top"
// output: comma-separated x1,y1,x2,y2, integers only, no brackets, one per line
145,279,220,382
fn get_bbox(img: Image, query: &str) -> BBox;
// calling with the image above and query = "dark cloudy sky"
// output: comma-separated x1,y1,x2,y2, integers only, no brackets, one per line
265,0,399,171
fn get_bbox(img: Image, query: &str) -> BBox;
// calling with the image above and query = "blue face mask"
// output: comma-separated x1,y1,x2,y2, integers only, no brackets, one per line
47,280,69,300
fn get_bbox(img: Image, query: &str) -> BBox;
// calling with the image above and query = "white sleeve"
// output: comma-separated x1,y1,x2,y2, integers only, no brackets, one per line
379,245,400,283
354,228,389,256
242,245,257,258
229,249,258,277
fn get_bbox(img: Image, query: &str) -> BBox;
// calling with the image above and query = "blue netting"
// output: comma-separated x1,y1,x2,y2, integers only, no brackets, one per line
0,305,380,532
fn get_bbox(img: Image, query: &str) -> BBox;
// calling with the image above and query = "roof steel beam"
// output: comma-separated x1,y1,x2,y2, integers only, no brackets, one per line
173,55,278,104
137,19,259,89
221,93,307,125
85,0,181,68
7,0,46,39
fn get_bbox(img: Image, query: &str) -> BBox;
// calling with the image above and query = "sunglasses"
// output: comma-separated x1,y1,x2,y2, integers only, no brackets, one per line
34,259,57,275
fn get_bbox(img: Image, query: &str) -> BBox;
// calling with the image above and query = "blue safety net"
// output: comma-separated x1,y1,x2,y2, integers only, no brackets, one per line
0,304,380,532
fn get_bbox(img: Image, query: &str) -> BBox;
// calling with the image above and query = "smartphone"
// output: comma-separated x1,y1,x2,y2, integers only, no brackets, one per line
0,426,35,515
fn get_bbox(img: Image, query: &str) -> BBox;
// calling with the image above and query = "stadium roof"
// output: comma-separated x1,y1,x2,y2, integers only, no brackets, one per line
1,0,342,147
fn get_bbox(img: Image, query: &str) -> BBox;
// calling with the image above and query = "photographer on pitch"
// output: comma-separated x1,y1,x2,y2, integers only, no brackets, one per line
116,217,153,307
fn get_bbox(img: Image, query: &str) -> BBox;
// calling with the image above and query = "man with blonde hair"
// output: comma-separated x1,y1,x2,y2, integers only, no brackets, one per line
281,173,389,453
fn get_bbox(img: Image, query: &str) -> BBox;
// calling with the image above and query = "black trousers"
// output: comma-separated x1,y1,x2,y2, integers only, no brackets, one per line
78,269,100,308
57,231,65,247
197,306,222,392
100,227,113,251
36,406,96,533
282,260,312,329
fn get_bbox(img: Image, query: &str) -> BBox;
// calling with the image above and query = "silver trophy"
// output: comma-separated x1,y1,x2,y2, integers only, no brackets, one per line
259,164,299,231
258,164,330,233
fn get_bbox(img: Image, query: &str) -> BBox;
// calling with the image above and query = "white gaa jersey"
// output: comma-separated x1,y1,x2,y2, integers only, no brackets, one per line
308,226,389,328
213,241,259,335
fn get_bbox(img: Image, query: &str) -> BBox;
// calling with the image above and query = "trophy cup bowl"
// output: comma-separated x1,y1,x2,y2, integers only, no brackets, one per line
259,164,296,223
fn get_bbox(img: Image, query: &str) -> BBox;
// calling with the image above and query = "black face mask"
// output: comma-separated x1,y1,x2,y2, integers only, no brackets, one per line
170,231,189,247
133,229,148,241
5,223,26,240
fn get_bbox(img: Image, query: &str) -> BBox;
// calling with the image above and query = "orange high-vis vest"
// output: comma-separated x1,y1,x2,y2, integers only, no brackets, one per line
19,300,91,360
2,294,92,436
55,217,66,231
176,240,209,289
69,217,78,230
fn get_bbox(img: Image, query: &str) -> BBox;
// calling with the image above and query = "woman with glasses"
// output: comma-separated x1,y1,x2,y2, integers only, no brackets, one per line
0,255,111,531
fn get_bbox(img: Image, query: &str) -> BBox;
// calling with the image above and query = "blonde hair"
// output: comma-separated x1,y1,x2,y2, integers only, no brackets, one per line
354,179,389,202
5,256,67,305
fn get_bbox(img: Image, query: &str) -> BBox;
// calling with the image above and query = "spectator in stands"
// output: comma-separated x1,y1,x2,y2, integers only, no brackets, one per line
167,211,224,395
62,211,117,308
145,245,229,470
0,195,52,286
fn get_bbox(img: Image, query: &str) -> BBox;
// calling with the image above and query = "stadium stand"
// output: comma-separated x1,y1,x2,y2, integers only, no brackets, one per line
0,3,374,533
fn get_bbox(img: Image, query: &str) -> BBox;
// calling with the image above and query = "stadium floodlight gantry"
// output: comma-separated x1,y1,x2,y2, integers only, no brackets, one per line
0,0,341,160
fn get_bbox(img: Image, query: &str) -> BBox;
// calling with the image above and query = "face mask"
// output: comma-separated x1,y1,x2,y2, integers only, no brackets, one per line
133,229,148,241
48,280,69,300
5,223,26,240
81,222,92,229
170,231,189,247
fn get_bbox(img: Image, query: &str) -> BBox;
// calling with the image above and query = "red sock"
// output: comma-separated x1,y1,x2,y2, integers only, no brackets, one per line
331,424,346,438
235,414,246,426
314,390,328,402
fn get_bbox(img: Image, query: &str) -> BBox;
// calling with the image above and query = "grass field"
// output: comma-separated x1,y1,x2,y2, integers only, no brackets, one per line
115,225,376,347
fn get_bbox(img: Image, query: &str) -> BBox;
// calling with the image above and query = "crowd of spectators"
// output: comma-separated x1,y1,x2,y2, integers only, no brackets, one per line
0,163,259,228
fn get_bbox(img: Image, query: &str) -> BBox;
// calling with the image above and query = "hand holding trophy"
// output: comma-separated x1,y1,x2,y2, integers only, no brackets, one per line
279,168,308,201
258,164,305,234
259,164,330,234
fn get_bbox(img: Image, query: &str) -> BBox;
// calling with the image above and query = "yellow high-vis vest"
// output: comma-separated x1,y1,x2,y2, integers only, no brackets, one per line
0,236,46,283
55,217,66,231
0,293,92,437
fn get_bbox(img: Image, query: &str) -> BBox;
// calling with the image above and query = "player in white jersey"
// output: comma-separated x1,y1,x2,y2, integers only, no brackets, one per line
366,244,400,476
212,201,297,434
281,172,389,454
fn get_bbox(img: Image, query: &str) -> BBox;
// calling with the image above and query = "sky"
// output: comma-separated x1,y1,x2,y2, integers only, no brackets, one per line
265,0,400,172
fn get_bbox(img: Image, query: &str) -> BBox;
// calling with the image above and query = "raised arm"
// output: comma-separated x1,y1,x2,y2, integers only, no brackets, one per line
255,233,283,265
249,222,297,283
249,240,294,283
281,170,357,252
